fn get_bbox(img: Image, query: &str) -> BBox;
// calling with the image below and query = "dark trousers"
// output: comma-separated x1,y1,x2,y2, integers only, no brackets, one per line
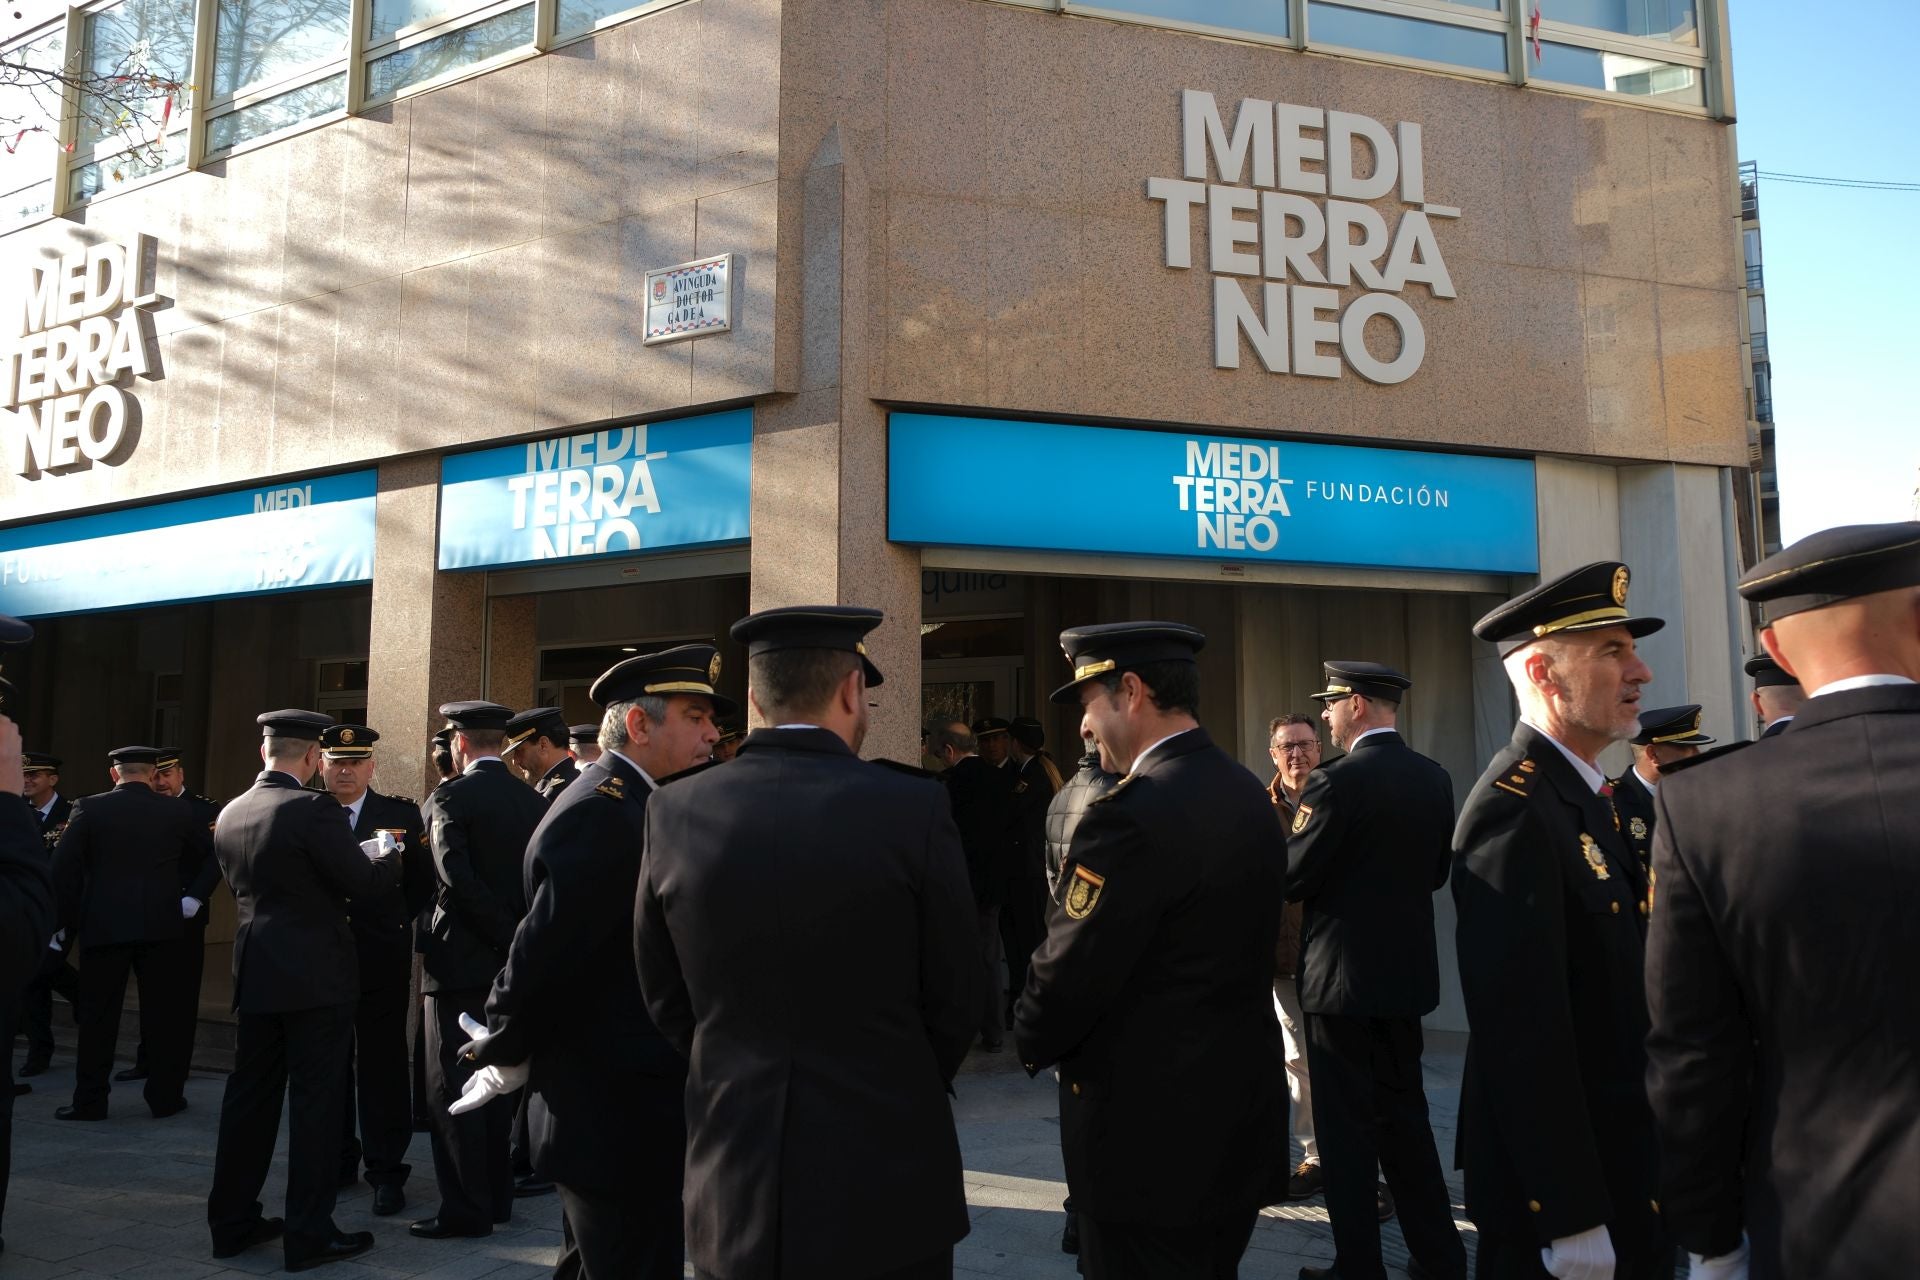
511,1089,532,1178
339,968,414,1187
20,943,78,1065
554,1182,682,1279
1304,1013,1466,1280
975,906,1004,1042
1,996,17,1234
998,877,1047,1010
129,921,209,1086
1076,1210,1258,1280
695,1246,950,1280
207,1002,355,1253
73,940,187,1111
423,989,514,1231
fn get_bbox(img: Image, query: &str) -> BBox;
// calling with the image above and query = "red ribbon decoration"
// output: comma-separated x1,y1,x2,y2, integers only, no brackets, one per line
1530,3,1543,60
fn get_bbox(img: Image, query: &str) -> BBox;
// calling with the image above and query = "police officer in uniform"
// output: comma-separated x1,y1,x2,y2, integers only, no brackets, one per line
1288,661,1466,1280
316,725,432,1215
709,723,745,762
1646,522,1920,1280
113,748,224,1089
50,745,208,1120
412,701,548,1240
637,607,979,1280
1743,655,1803,739
1610,706,1713,883
1453,562,1670,1280
460,644,726,1278
17,753,75,1080
1016,622,1288,1278
1,615,57,1256
567,725,601,766
503,708,578,804
206,709,403,1271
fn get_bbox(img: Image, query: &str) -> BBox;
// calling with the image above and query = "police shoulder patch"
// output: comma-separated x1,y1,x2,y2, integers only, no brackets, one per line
1491,760,1536,798
1291,804,1312,835
1063,864,1106,920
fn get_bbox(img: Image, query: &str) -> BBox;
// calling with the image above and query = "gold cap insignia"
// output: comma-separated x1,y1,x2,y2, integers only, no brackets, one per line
340,729,355,744
1580,833,1611,881
1291,804,1312,835
1064,864,1105,920
1611,566,1630,607
708,653,722,684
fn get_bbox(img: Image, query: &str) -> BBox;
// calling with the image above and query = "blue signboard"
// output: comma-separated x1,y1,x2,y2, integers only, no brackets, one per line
439,408,752,571
0,471,377,619
889,414,1538,575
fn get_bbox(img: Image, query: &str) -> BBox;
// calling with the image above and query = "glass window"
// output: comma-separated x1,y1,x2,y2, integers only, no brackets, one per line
1077,0,1288,40
207,73,346,152
1544,0,1694,44
368,0,499,46
211,0,351,98
1533,41,1704,106
1308,2,1507,73
366,3,533,97
0,28,66,227
77,0,198,160
68,132,190,201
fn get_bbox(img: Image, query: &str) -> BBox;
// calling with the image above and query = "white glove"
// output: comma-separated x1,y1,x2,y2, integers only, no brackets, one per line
447,1014,528,1115
180,896,202,919
48,932,62,951
1689,1236,1750,1279
358,829,398,862
1541,1225,1615,1280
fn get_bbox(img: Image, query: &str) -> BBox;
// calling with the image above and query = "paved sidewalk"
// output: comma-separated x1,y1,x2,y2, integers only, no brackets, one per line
3,1037,1472,1278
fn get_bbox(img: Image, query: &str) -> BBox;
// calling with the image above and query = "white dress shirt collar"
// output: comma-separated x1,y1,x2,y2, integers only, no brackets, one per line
1808,674,1917,699
605,749,657,790
1632,765,1658,797
1521,717,1608,795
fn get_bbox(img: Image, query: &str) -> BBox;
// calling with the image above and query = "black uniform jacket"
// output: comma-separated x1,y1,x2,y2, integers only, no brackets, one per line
1646,684,1920,1279
533,756,579,805
476,752,684,1194
2,795,56,996
636,727,978,1279
1450,722,1653,1245
52,781,206,946
1285,729,1453,1018
216,770,403,1014
178,792,223,925
1612,768,1657,881
420,758,546,994
1009,754,1053,879
941,754,1017,909
346,790,432,985
1015,727,1288,1226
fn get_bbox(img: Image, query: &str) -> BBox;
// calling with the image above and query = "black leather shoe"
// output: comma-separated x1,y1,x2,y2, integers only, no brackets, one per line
512,1174,554,1198
54,1104,106,1121
409,1217,491,1240
1060,1210,1079,1255
1376,1181,1396,1222
1287,1160,1324,1199
211,1216,285,1258
285,1230,374,1272
18,1058,49,1078
372,1185,405,1216
11,1082,28,1097
1300,1268,1341,1279
113,1065,147,1082
150,1098,188,1119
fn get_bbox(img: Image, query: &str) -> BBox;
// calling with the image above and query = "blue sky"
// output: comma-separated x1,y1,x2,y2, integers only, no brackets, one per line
1730,0,1919,540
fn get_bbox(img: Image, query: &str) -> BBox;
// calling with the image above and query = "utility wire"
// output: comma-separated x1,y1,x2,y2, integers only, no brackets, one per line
1752,169,1920,191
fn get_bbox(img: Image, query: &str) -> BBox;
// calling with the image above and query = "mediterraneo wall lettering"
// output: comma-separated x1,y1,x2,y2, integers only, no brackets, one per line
3,234,165,479
1147,91,1459,385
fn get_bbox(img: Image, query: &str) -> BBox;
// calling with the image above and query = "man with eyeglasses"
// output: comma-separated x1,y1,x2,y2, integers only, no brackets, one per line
1267,714,1325,1202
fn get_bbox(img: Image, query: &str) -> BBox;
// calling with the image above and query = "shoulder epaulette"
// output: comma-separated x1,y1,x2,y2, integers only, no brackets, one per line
1090,773,1139,804
387,794,416,807
593,776,628,800
1489,757,1538,799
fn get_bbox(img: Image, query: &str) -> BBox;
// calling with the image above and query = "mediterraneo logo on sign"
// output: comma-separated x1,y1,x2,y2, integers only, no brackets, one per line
3,234,165,479
436,408,752,571
1147,91,1458,385
888,414,1537,576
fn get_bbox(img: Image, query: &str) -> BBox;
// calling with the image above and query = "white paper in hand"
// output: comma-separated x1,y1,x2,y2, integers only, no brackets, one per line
357,829,398,862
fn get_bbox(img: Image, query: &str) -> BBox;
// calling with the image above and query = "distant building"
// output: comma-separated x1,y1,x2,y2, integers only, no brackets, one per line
1738,161,1784,558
